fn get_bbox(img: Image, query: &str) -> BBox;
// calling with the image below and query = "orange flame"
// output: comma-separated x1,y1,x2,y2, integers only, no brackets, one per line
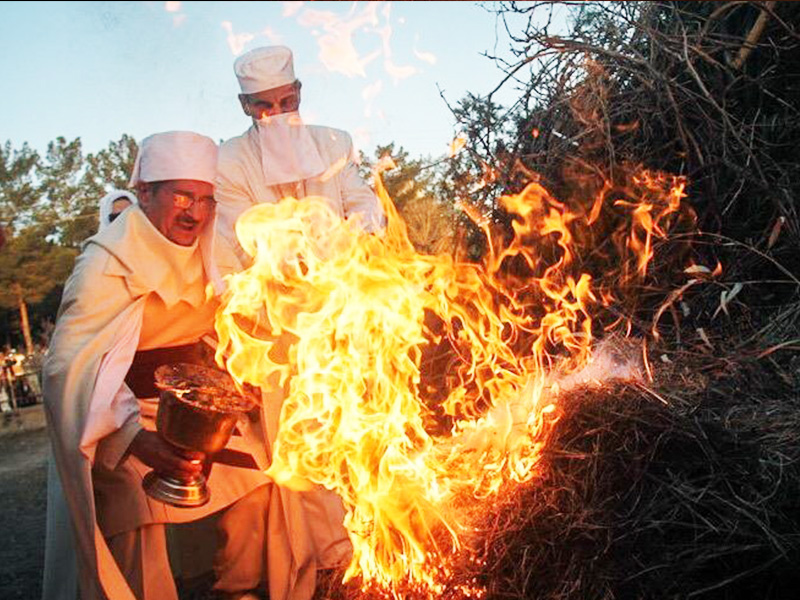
214,167,689,593
449,136,467,158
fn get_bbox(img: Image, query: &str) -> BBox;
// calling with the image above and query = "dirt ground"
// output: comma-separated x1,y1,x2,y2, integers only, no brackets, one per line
0,425,48,599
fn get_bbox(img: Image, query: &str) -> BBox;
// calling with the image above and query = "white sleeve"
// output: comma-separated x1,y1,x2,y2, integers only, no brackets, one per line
338,134,386,233
215,143,256,275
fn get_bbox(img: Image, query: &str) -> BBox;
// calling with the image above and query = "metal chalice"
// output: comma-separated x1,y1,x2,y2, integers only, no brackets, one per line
142,363,256,508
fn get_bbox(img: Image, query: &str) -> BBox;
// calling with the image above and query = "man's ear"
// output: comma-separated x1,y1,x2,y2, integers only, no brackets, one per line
238,94,251,117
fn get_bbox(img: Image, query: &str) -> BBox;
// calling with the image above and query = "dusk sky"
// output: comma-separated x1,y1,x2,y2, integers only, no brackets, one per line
0,1,546,162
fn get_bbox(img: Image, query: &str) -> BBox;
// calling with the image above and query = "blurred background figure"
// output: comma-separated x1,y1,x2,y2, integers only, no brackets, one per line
0,352,12,412
98,190,138,231
2,347,38,409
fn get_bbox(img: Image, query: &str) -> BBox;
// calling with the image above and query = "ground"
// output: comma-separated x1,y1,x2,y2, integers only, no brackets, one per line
0,422,48,599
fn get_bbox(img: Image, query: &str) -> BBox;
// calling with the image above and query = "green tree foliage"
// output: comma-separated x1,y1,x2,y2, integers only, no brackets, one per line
439,94,509,212
0,229,77,353
36,137,88,247
83,134,138,192
0,134,137,348
76,134,139,242
0,141,39,232
363,143,461,256
367,143,436,211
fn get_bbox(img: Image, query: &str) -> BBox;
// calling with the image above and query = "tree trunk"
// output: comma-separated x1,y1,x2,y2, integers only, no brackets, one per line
13,284,34,356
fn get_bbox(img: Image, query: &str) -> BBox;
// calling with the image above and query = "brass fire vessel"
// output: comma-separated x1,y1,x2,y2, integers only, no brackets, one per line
142,363,255,508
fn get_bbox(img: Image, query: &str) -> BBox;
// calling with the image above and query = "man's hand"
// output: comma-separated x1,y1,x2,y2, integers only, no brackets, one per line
128,430,205,482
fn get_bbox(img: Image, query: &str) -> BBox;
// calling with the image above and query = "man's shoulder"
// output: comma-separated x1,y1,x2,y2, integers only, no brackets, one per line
307,125,352,143
217,129,257,184
219,128,254,158
307,125,353,154
76,238,113,268
75,239,124,281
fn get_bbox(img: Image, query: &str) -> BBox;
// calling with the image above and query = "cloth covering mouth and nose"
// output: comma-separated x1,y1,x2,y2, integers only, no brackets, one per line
254,112,326,186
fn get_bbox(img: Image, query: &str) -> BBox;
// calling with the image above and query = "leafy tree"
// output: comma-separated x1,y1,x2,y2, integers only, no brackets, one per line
76,134,139,239
435,94,520,260
0,229,76,354
363,143,461,256
367,143,436,211
0,134,137,348
0,140,40,232
83,134,138,192
36,136,86,247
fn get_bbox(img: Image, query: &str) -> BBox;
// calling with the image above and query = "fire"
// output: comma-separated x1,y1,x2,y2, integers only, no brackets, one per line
214,166,690,594
449,135,467,158
614,170,686,278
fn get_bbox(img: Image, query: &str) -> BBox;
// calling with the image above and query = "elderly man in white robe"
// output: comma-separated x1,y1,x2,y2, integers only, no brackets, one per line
214,44,385,274
42,131,273,600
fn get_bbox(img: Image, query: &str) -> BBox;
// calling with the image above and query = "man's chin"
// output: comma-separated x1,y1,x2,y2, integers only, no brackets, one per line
168,228,199,246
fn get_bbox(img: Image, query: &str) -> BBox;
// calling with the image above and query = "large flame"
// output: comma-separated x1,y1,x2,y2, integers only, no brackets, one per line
214,165,689,593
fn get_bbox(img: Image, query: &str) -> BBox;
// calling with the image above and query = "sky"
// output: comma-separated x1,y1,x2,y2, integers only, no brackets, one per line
0,1,533,163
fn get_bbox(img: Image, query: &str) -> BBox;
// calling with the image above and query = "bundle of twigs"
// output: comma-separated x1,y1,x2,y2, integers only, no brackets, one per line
314,338,799,600
442,2,800,296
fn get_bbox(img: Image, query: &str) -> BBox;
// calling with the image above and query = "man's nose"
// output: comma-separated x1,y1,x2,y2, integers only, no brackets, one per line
185,201,209,221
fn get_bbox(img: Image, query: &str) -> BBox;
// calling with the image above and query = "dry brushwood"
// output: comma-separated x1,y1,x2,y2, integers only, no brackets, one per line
441,2,800,320
314,343,800,600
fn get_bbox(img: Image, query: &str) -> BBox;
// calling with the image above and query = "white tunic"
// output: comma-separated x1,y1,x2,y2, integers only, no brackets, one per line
215,124,385,274
212,124,366,598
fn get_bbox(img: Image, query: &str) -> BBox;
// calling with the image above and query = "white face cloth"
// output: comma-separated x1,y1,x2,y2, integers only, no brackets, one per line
255,111,326,186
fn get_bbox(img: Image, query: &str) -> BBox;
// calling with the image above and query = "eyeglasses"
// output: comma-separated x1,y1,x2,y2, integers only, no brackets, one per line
172,192,216,210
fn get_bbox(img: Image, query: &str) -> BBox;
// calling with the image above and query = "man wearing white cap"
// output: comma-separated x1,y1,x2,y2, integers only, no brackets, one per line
215,45,385,274
42,131,271,600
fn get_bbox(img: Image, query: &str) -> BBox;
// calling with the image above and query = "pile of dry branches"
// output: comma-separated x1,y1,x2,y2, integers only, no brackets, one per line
315,4,800,598
484,1,799,230
315,339,800,600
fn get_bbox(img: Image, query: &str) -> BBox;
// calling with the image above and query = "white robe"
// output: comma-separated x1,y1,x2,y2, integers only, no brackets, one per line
42,206,269,600
212,124,367,597
215,123,385,274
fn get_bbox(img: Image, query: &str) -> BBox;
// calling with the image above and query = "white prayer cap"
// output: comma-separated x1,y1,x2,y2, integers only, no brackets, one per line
234,46,296,94
129,131,218,187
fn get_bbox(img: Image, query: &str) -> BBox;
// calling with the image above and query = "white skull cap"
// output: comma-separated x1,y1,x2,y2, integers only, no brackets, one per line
234,46,296,94
128,131,218,187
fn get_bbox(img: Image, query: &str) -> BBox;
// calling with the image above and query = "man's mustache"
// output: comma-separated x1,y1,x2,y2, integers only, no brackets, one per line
176,216,200,228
